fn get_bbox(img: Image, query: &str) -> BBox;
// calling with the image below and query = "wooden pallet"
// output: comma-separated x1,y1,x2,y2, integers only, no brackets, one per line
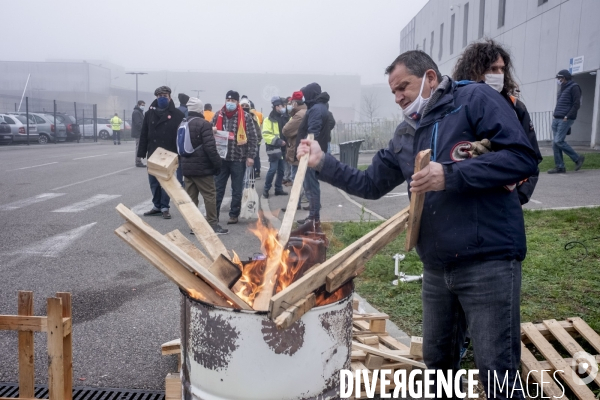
521,317,600,400
162,340,182,400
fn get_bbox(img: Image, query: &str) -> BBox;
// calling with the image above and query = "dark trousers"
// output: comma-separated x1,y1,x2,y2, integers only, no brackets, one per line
254,144,261,175
264,158,284,193
148,167,184,212
113,130,121,143
551,118,579,169
184,175,218,226
422,259,524,400
303,168,320,221
215,160,245,219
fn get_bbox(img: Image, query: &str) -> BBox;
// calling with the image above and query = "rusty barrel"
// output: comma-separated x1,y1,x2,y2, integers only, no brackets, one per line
180,290,353,400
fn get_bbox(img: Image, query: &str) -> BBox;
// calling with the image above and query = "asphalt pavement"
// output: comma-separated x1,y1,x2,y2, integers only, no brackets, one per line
0,140,598,390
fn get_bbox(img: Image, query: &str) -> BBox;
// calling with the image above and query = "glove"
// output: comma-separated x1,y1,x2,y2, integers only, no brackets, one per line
451,139,492,161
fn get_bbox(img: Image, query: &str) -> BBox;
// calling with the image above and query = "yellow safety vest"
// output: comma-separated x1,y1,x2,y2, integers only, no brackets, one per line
111,116,122,131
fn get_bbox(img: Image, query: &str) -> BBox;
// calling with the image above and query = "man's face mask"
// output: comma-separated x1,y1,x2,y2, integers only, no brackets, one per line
157,96,169,108
402,73,431,121
225,102,237,111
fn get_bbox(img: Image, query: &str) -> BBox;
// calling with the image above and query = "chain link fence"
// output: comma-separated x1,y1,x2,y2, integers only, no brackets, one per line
330,118,403,154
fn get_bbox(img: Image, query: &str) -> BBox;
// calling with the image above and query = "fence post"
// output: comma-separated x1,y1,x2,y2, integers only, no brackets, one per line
93,104,97,142
18,291,34,398
123,108,126,142
82,109,85,139
26,97,30,145
54,100,57,144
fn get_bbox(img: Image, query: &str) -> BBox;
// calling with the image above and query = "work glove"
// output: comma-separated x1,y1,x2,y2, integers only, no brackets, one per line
451,139,492,160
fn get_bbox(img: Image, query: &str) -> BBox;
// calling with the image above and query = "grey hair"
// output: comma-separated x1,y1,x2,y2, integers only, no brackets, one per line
385,50,442,82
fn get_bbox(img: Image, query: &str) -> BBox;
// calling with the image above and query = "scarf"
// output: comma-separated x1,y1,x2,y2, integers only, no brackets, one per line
216,104,247,145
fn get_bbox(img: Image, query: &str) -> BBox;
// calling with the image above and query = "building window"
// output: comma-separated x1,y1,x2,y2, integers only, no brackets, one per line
498,0,506,28
450,14,455,55
430,31,434,56
478,0,485,38
538,0,548,5
463,2,470,47
438,23,444,61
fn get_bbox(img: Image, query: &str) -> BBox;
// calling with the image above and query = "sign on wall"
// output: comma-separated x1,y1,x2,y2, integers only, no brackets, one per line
569,56,585,74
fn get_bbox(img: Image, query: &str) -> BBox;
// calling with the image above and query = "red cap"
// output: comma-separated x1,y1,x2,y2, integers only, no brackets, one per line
290,91,303,101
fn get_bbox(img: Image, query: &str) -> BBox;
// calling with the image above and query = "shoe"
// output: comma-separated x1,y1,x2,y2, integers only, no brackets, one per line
212,224,229,235
162,211,171,219
274,190,288,196
263,190,269,199
575,154,585,171
227,217,238,225
143,208,162,216
255,172,261,180
302,206,310,211
281,205,301,212
136,163,145,168
190,229,195,235
547,167,566,174
118,142,121,145
283,181,293,187
297,217,314,225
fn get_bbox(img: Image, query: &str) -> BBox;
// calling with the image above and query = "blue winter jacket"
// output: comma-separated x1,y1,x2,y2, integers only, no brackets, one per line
318,79,539,267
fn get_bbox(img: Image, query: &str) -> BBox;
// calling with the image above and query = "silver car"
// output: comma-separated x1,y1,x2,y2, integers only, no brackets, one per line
0,114,40,144
10,112,67,144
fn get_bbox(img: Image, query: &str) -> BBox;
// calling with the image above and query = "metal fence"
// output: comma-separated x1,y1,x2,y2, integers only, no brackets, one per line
330,118,403,153
530,111,553,142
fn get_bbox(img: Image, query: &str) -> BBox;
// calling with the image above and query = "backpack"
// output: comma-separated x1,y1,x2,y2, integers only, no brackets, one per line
176,117,203,157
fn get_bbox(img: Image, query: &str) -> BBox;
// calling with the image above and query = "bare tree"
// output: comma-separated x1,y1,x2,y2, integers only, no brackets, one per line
361,93,380,123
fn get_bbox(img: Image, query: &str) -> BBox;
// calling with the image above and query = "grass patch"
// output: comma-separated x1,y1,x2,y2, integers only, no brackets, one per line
328,207,600,337
357,164,369,171
538,152,600,172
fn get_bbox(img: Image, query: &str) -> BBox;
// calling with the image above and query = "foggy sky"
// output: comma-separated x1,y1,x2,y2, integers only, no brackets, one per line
6,0,428,86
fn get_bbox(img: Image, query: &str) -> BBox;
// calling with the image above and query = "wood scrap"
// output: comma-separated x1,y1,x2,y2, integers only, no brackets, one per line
352,342,426,369
357,336,380,346
274,293,315,330
369,319,387,334
147,148,179,180
409,336,423,357
405,149,431,251
352,313,389,321
364,353,384,369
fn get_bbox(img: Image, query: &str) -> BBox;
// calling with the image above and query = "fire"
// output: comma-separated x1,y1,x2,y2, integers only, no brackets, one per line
233,217,349,309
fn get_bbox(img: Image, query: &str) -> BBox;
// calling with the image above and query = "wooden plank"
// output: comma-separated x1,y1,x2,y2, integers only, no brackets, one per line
364,353,384,369
569,317,600,354
116,205,250,310
269,206,410,319
353,319,411,352
521,320,579,344
56,293,73,400
544,319,600,387
352,342,426,369
165,372,182,400
357,336,380,346
521,322,596,400
369,319,387,333
409,336,423,358
156,177,229,261
18,291,34,399
531,355,600,371
274,293,316,330
352,298,360,311
520,342,569,399
165,230,212,267
352,350,367,360
405,149,431,252
326,211,409,292
47,297,64,400
115,222,232,308
147,147,179,180
207,254,242,290
352,313,389,321
161,339,181,355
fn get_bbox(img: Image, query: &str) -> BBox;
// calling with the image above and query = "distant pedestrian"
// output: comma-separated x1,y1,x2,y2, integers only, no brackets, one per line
212,90,258,225
180,97,228,235
548,69,585,174
282,91,307,182
137,86,185,219
110,113,122,145
282,96,294,186
203,103,215,123
131,100,145,167
262,96,289,199
249,99,264,178
177,93,189,118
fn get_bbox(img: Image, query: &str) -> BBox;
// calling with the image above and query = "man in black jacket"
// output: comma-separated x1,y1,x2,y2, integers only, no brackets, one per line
131,100,145,167
137,86,185,219
180,98,228,235
549,69,585,174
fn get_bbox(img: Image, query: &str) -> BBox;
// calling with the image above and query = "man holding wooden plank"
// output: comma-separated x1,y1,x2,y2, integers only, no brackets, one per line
297,50,538,399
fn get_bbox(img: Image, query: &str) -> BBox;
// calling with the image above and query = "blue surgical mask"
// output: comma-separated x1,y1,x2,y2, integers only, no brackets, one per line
278,107,286,115
226,102,237,112
157,97,169,109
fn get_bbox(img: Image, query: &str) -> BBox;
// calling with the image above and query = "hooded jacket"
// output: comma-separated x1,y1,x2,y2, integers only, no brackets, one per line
131,105,144,138
297,83,333,153
137,99,185,158
180,111,222,177
317,77,538,267
553,80,581,120
282,104,307,165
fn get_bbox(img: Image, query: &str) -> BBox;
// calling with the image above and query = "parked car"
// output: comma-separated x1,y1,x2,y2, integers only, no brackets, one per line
80,118,131,140
33,112,81,142
0,120,12,145
10,112,67,144
0,114,40,144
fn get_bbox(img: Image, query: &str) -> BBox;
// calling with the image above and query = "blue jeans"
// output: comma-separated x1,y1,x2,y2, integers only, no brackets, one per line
113,130,121,143
422,259,523,400
283,160,292,181
148,166,184,212
215,160,245,219
254,144,261,175
552,118,579,169
264,158,284,192
303,168,320,221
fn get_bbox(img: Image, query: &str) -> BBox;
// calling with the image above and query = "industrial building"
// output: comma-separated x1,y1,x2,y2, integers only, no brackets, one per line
400,0,600,148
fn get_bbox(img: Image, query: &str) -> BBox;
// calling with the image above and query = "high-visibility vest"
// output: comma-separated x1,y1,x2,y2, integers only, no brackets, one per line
111,116,122,130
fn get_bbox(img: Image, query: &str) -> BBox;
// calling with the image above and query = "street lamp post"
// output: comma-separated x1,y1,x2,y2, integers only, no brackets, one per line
126,72,148,103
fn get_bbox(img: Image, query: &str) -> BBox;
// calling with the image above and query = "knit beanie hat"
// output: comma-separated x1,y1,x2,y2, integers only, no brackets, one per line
240,98,251,108
556,69,572,80
226,90,240,101
178,93,190,105
187,97,204,113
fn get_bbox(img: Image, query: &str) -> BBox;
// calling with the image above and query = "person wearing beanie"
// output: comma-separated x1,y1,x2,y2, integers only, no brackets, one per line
261,96,289,199
203,103,214,123
179,97,228,235
212,90,258,225
548,69,584,173
241,98,263,179
137,85,185,219
178,93,190,118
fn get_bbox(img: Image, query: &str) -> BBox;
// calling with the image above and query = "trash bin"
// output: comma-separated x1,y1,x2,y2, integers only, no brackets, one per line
339,139,364,169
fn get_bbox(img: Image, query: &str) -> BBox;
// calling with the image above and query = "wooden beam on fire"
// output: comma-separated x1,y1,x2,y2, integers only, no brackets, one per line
405,149,431,252
268,206,410,320
116,204,252,310
147,148,229,261
252,135,314,312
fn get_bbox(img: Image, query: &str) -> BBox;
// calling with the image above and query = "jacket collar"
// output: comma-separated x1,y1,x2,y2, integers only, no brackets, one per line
290,104,307,117
418,77,456,128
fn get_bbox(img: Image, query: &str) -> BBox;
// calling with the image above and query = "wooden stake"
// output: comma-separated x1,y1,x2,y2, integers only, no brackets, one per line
56,292,73,400
405,149,431,252
18,291,34,399
269,206,410,320
165,229,212,267
147,148,179,180
47,297,64,400
116,204,251,310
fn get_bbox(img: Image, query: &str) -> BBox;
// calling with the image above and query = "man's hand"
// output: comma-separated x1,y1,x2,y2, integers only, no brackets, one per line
410,162,446,194
297,139,323,168
246,158,254,167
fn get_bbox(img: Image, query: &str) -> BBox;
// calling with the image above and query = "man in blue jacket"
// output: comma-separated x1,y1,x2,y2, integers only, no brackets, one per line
298,51,538,399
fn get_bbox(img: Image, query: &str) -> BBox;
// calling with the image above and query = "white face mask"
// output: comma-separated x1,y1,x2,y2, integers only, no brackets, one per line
402,73,431,121
557,79,563,85
485,73,504,92
139,105,145,111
